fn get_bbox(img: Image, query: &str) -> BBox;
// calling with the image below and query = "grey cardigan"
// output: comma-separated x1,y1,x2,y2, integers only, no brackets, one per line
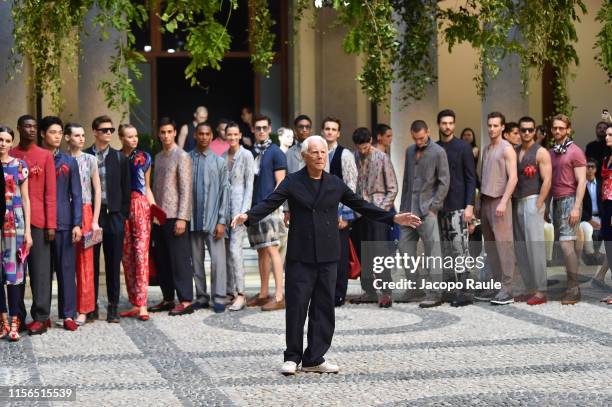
400,141,450,216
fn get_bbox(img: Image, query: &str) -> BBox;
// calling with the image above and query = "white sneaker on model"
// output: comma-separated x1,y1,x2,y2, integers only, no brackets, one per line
280,361,298,376
301,361,340,374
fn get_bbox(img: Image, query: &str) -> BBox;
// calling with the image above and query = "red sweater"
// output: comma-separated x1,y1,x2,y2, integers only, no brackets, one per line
11,144,57,229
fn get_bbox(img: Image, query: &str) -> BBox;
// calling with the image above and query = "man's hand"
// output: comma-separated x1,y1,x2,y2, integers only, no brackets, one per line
284,211,290,227
463,205,474,224
231,214,248,229
338,218,349,230
214,224,226,240
45,228,56,242
174,220,187,236
569,207,580,227
495,201,507,217
393,212,423,229
72,226,82,243
25,231,33,250
467,222,476,235
589,219,601,230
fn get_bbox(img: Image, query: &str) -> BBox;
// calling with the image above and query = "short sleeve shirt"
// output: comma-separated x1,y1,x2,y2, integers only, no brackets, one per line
550,143,586,199
128,150,152,195
252,144,287,205
75,153,97,204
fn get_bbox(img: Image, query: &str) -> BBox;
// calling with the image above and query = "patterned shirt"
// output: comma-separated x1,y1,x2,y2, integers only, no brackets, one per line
75,153,98,205
128,150,152,195
91,144,110,205
355,148,398,210
153,145,193,221
2,158,28,284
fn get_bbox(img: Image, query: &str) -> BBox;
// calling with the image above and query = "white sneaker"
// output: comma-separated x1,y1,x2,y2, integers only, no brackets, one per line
301,361,340,374
280,361,298,376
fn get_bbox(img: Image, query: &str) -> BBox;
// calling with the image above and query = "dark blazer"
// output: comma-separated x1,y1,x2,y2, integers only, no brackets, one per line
54,152,83,231
246,167,395,263
582,178,603,222
84,145,131,218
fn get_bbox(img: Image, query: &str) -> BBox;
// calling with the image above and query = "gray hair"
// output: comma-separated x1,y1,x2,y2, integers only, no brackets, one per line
301,135,328,156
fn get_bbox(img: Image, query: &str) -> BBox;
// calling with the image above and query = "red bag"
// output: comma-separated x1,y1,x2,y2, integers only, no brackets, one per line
348,238,361,279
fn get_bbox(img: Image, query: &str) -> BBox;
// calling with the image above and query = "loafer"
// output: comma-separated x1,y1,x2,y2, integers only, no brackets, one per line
349,292,378,304
513,294,532,302
148,301,176,313
107,306,120,323
247,294,271,307
213,303,225,314
27,320,49,335
262,298,285,311
301,361,339,374
26,319,51,331
450,298,473,307
281,361,298,376
378,294,392,308
527,295,547,306
168,304,194,316
419,299,442,308
63,319,79,331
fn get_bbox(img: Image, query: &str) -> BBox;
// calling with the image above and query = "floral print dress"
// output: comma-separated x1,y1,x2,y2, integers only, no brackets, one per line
2,158,28,285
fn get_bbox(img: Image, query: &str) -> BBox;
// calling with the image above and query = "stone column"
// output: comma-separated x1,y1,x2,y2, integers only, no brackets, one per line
79,8,127,148
0,2,32,129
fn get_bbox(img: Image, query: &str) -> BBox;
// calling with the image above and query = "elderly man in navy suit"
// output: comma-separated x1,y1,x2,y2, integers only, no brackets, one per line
232,136,421,375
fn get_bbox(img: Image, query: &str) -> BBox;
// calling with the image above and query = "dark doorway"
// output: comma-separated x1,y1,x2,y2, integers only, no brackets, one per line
157,58,254,128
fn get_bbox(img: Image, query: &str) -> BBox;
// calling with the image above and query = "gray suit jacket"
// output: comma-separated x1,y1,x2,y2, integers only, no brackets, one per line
400,141,450,216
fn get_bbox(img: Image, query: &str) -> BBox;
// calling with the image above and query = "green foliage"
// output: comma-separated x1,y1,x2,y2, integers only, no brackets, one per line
249,0,276,75
94,0,149,118
391,0,437,106
334,0,397,105
10,0,90,111
594,1,612,82
440,0,587,116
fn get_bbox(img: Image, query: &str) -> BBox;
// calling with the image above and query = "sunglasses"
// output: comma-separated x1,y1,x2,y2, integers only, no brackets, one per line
551,126,567,131
254,125,268,132
97,127,116,134
520,128,535,133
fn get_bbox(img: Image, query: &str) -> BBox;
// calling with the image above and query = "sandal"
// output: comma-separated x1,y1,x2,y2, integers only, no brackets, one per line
119,308,139,318
229,294,246,311
8,316,20,342
0,315,9,339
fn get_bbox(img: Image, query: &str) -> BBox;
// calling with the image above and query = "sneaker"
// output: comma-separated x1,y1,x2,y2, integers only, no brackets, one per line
418,298,443,308
301,361,340,374
561,287,580,305
474,289,497,302
490,290,514,305
378,294,392,308
280,361,298,376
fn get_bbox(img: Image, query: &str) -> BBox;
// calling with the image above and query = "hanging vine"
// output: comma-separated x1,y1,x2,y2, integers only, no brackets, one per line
249,0,276,75
10,0,89,112
594,0,612,82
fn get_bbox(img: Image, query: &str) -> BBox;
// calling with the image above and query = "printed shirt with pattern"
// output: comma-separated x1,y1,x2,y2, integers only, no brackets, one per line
128,150,152,195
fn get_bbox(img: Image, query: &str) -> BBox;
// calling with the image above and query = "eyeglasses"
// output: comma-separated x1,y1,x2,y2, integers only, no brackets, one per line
254,125,268,132
520,128,535,133
551,126,567,131
296,124,311,130
97,127,116,134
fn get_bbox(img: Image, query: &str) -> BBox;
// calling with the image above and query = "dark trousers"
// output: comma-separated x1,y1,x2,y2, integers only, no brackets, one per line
94,206,125,307
153,220,193,303
53,230,77,319
0,285,23,316
20,227,51,322
284,260,336,367
351,217,392,295
334,228,350,303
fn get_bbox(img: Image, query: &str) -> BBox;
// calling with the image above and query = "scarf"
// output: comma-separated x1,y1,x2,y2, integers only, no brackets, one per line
253,138,273,176
416,137,431,152
552,138,574,155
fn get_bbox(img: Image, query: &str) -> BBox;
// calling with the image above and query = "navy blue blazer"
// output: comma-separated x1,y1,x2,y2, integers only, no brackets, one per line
54,152,83,231
246,167,395,263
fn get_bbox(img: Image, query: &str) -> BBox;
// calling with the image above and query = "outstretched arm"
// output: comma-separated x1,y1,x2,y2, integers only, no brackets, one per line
231,176,291,228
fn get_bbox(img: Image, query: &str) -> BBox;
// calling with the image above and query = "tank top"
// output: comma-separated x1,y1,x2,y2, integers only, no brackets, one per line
514,143,542,199
183,122,196,152
481,139,511,198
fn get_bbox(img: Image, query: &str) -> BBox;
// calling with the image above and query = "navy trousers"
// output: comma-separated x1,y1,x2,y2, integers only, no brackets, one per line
53,230,77,319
